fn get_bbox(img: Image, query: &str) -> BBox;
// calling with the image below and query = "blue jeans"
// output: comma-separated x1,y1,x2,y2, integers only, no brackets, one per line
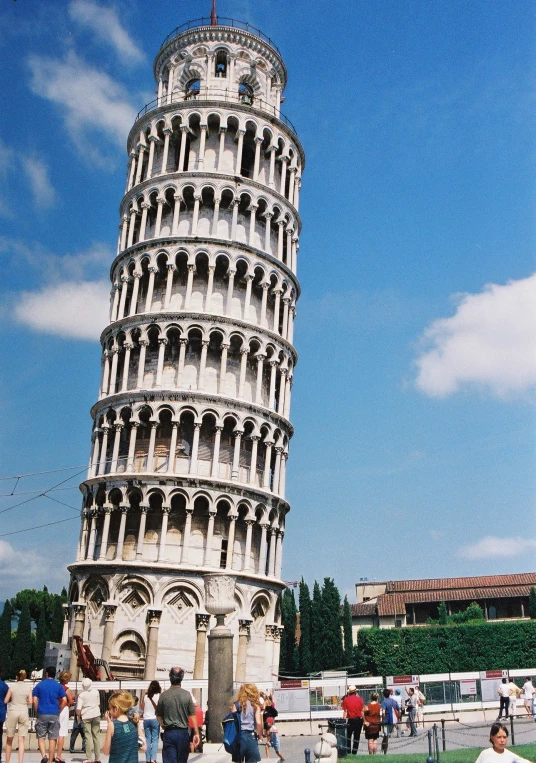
144,718,160,761
162,728,189,763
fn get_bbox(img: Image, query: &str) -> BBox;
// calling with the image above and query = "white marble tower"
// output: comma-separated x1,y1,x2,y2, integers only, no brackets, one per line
67,14,304,683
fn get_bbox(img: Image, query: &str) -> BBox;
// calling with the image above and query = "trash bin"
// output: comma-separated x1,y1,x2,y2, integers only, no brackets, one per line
328,719,348,755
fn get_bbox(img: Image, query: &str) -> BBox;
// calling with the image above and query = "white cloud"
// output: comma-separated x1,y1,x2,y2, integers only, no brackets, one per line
457,535,536,559
414,273,536,398
27,51,136,158
21,156,56,209
0,539,69,596
14,280,110,340
69,0,145,64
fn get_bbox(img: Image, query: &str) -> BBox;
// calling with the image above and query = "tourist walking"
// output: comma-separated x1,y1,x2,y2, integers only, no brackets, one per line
77,677,101,763
103,691,145,763
4,670,32,763
507,680,521,717
497,678,510,719
69,694,86,754
55,671,74,763
475,723,531,763
142,681,161,763
232,684,263,763
155,668,199,763
363,692,382,755
342,685,364,754
262,697,283,761
521,677,535,716
405,688,418,737
0,669,11,761
32,666,68,763
379,688,399,753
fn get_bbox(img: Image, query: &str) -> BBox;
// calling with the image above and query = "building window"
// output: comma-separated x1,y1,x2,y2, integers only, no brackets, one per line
238,83,254,105
395,619,402,628
219,538,228,568
488,605,496,620
215,50,227,78
185,78,200,100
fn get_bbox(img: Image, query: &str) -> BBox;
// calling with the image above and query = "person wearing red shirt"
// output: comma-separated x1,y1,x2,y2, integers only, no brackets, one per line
341,686,364,754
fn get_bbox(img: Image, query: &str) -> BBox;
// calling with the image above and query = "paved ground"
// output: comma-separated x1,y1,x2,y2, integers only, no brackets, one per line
8,718,536,763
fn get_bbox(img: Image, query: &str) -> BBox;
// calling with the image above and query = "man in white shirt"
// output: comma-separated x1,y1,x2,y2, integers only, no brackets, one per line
521,677,535,716
497,678,510,719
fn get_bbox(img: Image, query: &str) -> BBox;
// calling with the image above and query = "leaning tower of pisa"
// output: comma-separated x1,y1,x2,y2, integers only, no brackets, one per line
66,16,304,683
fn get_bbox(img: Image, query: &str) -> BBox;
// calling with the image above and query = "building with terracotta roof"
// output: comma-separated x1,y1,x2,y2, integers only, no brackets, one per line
351,572,536,634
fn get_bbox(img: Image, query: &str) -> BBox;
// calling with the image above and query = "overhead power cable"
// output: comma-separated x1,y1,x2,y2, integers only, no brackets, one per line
0,464,89,481
0,516,79,537
0,467,87,516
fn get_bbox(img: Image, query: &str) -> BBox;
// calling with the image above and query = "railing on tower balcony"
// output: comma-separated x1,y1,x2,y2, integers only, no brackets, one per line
135,88,297,134
159,17,282,56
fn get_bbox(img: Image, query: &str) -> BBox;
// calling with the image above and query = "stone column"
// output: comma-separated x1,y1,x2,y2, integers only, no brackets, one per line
146,422,157,472
255,355,265,405
231,429,243,480
181,508,193,563
226,515,236,570
127,422,138,471
258,522,269,576
267,528,276,577
217,127,227,171
264,624,275,682
177,338,187,386
235,619,251,683
144,609,162,679
253,136,263,181
219,343,229,394
172,194,182,234
136,504,149,559
158,506,170,561
167,422,178,473
198,340,209,390
206,265,215,309
193,613,210,680
137,339,148,387
204,509,216,566
238,348,248,399
116,504,129,560
205,574,236,743
235,129,245,175
164,264,175,309
145,266,156,312
120,342,132,392
160,128,171,173
155,338,168,387
271,626,283,681
275,530,284,579
243,518,254,570
263,441,273,489
86,510,98,559
68,603,86,678
98,504,112,560
190,422,201,474
211,425,222,477
101,603,117,666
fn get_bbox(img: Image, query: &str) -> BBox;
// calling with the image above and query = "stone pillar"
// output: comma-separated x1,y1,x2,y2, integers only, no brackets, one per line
235,619,251,683
193,613,210,680
226,515,236,570
243,518,254,570
205,574,236,743
204,510,216,566
264,624,275,682
144,608,162,679
158,506,170,561
101,603,117,666
116,504,128,560
181,508,193,563
258,522,269,576
98,504,112,560
68,603,86,678
271,626,283,681
136,504,149,559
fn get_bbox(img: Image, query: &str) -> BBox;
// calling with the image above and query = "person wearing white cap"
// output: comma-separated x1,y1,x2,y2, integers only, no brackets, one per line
77,678,101,763
341,685,364,754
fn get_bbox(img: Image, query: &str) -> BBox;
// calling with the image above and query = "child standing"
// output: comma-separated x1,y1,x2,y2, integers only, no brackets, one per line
103,691,146,763
266,722,284,762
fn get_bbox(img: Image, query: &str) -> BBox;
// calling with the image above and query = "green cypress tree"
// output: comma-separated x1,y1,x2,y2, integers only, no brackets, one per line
318,578,344,670
438,601,448,625
280,588,297,674
12,601,32,675
342,596,354,666
529,588,536,619
298,579,312,675
34,602,48,671
310,581,323,672
0,600,13,679
49,597,65,644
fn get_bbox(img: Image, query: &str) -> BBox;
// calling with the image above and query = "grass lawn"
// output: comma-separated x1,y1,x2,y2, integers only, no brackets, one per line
339,744,536,763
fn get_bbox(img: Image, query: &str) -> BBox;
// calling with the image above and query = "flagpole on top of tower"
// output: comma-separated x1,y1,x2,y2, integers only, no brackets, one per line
210,0,217,26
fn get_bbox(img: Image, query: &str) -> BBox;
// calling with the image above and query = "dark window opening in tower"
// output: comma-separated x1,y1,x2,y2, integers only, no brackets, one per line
241,133,255,178
215,50,227,78
219,538,228,568
183,136,191,171
238,82,254,105
185,78,200,100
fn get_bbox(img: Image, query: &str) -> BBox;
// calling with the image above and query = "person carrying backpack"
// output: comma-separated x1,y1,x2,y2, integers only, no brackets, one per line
232,684,263,763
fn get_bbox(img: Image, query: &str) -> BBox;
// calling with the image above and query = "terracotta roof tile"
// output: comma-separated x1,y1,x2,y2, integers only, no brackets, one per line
375,585,533,616
383,572,536,593
350,603,377,616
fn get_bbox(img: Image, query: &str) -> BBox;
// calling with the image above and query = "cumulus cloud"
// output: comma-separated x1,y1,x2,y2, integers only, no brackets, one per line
457,535,536,559
0,539,69,596
414,273,536,398
14,280,110,340
27,50,136,159
69,0,145,64
21,156,56,209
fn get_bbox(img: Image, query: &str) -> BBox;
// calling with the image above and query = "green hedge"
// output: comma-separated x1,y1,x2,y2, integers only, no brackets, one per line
354,620,536,675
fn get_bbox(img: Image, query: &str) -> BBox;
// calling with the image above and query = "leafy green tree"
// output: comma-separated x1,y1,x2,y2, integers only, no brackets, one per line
298,579,312,675
318,578,344,670
280,588,298,674
0,600,13,679
12,602,32,675
342,595,354,666
529,588,536,619
438,601,448,625
34,602,48,671
49,597,65,644
310,581,323,672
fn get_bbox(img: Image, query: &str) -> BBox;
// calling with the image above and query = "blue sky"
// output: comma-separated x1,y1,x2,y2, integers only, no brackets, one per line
0,0,534,602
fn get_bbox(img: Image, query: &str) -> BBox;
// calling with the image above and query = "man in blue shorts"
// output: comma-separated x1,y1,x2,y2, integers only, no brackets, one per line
32,666,67,763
